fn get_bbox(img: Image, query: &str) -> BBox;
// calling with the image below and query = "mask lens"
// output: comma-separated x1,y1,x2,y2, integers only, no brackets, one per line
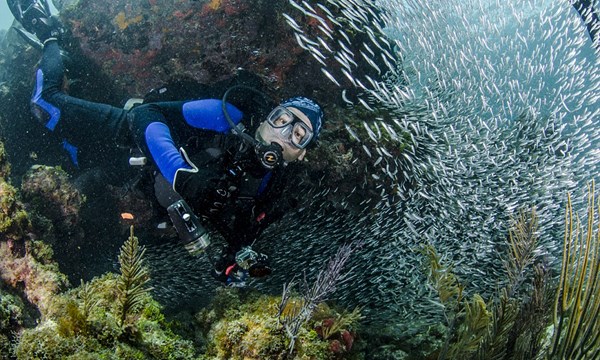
267,107,294,128
291,122,313,149
266,106,314,149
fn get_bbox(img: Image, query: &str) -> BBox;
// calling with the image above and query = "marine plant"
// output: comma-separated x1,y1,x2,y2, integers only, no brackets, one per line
13,227,197,359
424,182,600,359
546,182,600,359
422,208,547,359
117,225,152,329
474,208,551,360
277,242,358,353
422,244,492,360
79,279,98,322
0,141,10,179
314,305,363,340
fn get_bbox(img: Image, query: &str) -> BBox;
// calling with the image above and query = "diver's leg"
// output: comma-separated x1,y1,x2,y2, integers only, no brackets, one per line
32,40,130,149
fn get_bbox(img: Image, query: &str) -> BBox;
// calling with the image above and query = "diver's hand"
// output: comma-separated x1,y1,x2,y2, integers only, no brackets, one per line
172,147,199,192
225,264,249,287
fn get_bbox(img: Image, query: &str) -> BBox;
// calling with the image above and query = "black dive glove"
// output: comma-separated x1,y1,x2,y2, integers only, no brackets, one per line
172,148,235,214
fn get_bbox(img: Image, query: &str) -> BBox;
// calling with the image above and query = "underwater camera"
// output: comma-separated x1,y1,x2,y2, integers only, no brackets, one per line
235,246,272,277
167,199,210,255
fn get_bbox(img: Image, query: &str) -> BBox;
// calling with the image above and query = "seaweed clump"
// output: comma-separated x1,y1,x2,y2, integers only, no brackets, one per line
13,226,198,359
0,142,29,241
0,290,28,359
422,181,600,359
195,288,363,360
20,165,86,242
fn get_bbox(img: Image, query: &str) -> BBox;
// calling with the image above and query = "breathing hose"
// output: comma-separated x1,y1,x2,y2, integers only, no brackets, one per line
221,85,284,169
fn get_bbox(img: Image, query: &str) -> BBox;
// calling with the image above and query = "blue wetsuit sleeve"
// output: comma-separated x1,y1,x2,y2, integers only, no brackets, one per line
145,122,190,183
182,99,243,131
129,100,244,184
129,103,191,184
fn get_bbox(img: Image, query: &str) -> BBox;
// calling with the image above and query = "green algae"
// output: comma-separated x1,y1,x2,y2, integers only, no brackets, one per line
0,180,30,238
14,272,197,359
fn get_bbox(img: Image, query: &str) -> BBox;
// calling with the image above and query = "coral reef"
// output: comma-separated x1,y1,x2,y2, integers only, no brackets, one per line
0,289,29,359
53,0,391,104
13,228,197,359
0,140,70,358
0,138,28,239
20,165,86,237
2,0,597,358
13,272,197,359
0,239,68,316
0,176,29,241
0,141,68,317
195,288,363,360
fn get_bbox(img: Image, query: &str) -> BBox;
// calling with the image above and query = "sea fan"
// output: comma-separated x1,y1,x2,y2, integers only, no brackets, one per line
117,226,152,328
277,242,359,354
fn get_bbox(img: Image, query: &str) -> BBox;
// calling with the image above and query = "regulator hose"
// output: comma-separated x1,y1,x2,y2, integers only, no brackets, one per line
221,85,284,169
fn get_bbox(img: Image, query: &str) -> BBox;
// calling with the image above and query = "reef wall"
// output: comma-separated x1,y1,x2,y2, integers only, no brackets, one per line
0,140,70,357
56,0,364,103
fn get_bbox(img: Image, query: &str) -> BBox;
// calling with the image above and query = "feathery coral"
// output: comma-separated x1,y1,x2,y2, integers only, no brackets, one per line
117,225,152,328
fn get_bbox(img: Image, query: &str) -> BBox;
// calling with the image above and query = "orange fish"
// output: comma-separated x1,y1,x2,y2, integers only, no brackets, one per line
120,212,135,220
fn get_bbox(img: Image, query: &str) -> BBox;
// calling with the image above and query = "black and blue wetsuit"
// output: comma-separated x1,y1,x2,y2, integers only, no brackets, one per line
32,40,290,252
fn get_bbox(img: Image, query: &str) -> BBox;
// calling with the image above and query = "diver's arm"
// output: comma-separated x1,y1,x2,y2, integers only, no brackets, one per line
129,103,191,184
129,100,243,182
181,99,243,131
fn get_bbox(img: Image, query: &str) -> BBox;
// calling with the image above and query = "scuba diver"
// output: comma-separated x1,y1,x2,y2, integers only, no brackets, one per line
7,0,323,286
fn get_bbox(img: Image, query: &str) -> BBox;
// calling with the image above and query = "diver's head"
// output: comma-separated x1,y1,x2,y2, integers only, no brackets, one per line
255,97,323,163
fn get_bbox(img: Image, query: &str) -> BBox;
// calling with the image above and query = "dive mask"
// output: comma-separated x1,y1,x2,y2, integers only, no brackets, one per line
266,106,314,149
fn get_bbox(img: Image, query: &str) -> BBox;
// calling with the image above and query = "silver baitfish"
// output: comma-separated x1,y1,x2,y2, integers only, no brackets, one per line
274,0,599,326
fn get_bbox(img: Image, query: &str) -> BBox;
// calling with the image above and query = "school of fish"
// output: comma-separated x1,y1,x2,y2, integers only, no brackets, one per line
149,0,599,324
